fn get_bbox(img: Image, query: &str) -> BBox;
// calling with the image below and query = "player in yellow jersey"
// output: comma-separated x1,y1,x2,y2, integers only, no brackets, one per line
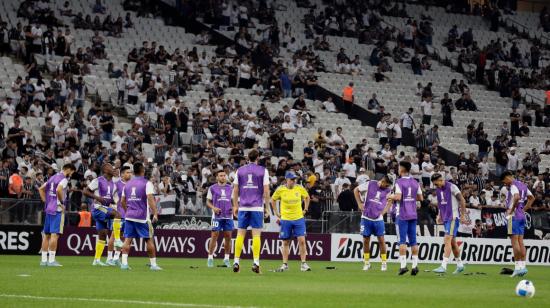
271,171,311,272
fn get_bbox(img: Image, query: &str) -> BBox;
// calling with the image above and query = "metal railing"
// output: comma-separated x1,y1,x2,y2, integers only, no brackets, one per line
504,17,550,46
0,198,43,225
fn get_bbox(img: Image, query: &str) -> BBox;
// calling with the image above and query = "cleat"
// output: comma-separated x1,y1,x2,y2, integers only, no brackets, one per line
223,259,231,267
47,261,63,267
362,263,371,271
381,263,387,272
150,265,163,271
276,264,289,272
40,261,48,267
106,259,117,266
453,266,465,274
233,262,240,273
433,266,446,274
113,259,121,266
398,267,409,275
510,270,520,278
114,239,124,249
300,263,311,272
518,268,528,277
252,263,261,274
411,267,419,276
92,260,108,266
207,259,214,268
120,264,131,270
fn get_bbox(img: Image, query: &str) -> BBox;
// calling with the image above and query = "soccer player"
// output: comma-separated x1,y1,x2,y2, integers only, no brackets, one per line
501,171,535,277
38,163,76,266
271,171,311,272
390,161,423,276
206,170,233,268
232,150,270,274
84,163,121,266
120,162,161,270
107,166,132,266
353,176,393,271
431,174,467,274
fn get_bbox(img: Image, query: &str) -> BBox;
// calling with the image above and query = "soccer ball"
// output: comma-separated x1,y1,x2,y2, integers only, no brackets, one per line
515,280,535,298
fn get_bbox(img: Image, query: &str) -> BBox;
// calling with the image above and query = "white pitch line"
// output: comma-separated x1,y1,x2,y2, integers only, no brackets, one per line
0,294,257,308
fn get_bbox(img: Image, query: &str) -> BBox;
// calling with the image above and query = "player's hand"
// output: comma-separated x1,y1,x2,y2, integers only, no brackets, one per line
506,209,512,216
233,207,238,217
96,196,107,205
460,215,468,225
436,216,442,225
302,209,308,216
213,208,221,215
152,214,158,223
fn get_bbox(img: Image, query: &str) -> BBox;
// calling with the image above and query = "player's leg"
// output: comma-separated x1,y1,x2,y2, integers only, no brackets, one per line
46,212,64,266
107,232,115,263
409,220,419,275
396,218,409,275
295,218,310,271
111,210,123,248
207,231,219,267
250,211,264,273
120,220,135,269
278,219,291,271
143,220,161,270
281,239,290,269
518,235,527,275
93,228,108,266
40,234,50,266
374,220,387,271
222,230,232,267
363,236,371,270
510,234,521,276
233,211,249,271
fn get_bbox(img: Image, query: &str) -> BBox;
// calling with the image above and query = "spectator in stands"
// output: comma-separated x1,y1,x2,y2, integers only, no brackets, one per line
337,183,357,211
509,107,521,137
341,82,354,119
441,93,454,126
420,95,433,125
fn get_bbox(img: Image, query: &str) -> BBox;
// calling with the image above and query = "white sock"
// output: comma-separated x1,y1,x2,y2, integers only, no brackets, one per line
253,259,260,266
208,254,213,260
149,258,157,267
41,251,48,262
234,257,240,264
122,254,128,266
441,257,449,269
113,251,121,260
514,261,519,271
107,251,113,260
399,255,407,269
412,255,419,268
519,261,525,269
456,257,463,267
224,254,230,260
48,251,56,263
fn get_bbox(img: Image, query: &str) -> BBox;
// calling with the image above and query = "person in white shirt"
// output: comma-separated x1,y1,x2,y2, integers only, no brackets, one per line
400,108,415,132
334,172,352,197
125,73,139,105
251,79,264,95
420,96,433,125
506,148,519,171
469,191,481,209
376,118,388,145
388,118,402,148
342,158,357,182
478,157,489,180
29,100,43,117
238,58,252,88
54,119,67,143
421,154,434,188
1,97,16,115
31,23,43,53
243,118,260,148
48,106,62,126
410,157,422,181
323,97,337,113
356,168,369,184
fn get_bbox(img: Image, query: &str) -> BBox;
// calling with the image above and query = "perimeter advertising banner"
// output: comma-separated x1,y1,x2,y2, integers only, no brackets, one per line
57,227,332,261
330,234,550,265
0,225,43,255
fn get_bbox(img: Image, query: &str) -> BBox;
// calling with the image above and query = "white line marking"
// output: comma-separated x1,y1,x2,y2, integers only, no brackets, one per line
16,274,31,277
0,294,257,308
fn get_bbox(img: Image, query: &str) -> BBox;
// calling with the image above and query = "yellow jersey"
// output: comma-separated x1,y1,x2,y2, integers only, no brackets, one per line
272,184,309,221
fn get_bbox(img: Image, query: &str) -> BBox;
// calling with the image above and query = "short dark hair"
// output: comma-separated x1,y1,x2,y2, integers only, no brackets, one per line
133,162,145,175
120,166,132,173
399,161,411,172
62,163,76,171
431,173,443,182
381,175,393,186
500,170,514,181
248,149,259,162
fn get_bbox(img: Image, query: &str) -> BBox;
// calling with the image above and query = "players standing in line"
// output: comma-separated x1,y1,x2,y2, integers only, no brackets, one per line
107,166,132,266
501,171,535,277
271,171,311,272
120,162,161,270
206,170,233,268
84,163,122,266
353,176,393,271
390,161,424,276
38,164,76,266
431,174,467,274
232,150,270,274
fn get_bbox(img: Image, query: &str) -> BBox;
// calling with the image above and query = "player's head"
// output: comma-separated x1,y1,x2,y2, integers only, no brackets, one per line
216,170,227,184
431,173,444,188
398,161,411,176
62,163,76,177
120,166,132,181
500,170,515,186
248,149,259,163
285,171,297,188
379,175,393,189
102,163,114,177
133,162,145,176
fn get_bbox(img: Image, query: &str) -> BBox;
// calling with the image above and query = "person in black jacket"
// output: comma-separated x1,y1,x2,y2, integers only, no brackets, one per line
338,183,358,211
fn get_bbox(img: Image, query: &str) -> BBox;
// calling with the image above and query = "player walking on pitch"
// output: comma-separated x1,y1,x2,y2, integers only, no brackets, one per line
232,150,270,274
206,170,233,268
38,164,76,266
353,176,393,271
107,166,132,266
501,171,535,277
271,171,311,272
431,174,467,274
120,162,161,270
390,161,423,276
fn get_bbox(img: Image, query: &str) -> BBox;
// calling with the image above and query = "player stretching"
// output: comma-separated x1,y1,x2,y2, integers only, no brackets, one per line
206,170,233,268
120,162,161,270
353,176,393,271
271,171,311,272
232,150,270,274
84,163,121,266
107,166,132,266
501,171,535,277
391,161,423,276
38,164,76,266
431,174,467,274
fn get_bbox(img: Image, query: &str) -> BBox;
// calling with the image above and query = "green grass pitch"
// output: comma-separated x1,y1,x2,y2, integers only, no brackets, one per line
0,256,547,307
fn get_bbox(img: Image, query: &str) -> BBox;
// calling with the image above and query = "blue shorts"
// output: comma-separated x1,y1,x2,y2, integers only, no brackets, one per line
43,212,64,234
444,218,459,237
508,217,525,236
396,218,417,246
109,218,125,232
124,220,153,239
361,218,385,237
212,218,234,232
279,218,306,240
92,207,114,231
237,211,263,229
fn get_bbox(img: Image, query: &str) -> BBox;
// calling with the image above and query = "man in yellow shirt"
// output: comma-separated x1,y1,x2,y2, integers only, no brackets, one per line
271,171,311,272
